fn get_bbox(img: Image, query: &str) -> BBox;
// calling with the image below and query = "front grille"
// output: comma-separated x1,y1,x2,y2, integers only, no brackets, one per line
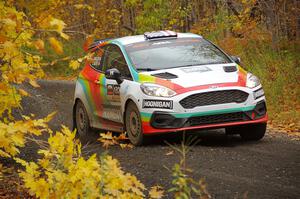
188,112,247,126
180,90,249,109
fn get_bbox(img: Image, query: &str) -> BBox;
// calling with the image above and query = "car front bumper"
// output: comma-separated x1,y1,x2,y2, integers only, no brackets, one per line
137,86,268,134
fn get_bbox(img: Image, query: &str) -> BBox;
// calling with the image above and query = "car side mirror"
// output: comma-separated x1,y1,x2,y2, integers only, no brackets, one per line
105,68,123,84
231,56,241,65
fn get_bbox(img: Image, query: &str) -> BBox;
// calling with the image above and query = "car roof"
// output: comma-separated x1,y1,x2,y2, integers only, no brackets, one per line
112,32,202,46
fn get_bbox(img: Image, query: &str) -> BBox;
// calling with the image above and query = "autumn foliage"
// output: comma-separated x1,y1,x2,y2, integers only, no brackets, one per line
0,0,299,198
16,126,147,199
0,2,165,198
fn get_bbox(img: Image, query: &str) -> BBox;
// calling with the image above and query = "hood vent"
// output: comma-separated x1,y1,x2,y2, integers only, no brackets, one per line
152,72,178,79
223,66,237,72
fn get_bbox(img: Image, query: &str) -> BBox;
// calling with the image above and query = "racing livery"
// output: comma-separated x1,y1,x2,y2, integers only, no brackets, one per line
73,31,267,145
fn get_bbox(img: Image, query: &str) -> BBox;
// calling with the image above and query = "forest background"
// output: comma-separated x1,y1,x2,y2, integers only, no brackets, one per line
0,0,299,198
15,0,300,128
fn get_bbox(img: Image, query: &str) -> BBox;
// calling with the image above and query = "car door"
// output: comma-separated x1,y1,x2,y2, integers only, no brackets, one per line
80,47,106,122
101,44,133,123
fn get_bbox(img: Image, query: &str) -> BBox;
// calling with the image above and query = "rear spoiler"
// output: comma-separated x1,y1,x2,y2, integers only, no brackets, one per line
83,38,112,52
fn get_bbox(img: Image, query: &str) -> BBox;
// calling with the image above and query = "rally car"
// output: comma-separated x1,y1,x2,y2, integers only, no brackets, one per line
73,31,267,145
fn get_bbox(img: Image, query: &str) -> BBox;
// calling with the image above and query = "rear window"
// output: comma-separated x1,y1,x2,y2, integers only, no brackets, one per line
125,38,232,71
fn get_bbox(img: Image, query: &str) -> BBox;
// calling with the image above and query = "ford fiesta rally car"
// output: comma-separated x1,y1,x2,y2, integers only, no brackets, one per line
73,31,267,145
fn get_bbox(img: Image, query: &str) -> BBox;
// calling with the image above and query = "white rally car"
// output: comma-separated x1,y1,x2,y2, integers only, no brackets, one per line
73,31,267,145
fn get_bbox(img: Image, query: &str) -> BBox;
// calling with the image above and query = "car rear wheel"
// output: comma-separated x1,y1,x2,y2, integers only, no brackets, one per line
125,102,144,146
239,123,266,141
75,100,91,139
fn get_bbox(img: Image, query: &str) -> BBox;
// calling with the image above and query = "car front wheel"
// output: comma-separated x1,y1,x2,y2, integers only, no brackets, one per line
239,123,266,141
125,102,144,146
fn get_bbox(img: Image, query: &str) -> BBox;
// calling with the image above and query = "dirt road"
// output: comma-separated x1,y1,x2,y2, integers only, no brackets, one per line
17,80,300,199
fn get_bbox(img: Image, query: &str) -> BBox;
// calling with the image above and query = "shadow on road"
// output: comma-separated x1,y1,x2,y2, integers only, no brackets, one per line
80,128,261,149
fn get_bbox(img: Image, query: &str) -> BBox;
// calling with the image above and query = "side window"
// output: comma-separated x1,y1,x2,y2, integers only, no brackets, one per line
90,48,104,70
102,45,132,79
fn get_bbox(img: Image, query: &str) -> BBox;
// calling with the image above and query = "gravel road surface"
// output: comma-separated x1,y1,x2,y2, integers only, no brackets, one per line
17,80,300,199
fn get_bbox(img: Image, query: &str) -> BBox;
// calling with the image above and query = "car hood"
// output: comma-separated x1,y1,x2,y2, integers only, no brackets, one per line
139,63,243,88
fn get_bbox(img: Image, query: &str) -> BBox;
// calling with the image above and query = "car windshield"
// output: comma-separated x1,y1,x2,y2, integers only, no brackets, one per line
125,38,232,71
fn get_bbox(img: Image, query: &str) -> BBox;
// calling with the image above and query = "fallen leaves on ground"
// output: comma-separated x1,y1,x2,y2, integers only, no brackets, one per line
98,132,134,149
0,166,34,199
149,186,164,199
268,121,300,140
165,150,174,156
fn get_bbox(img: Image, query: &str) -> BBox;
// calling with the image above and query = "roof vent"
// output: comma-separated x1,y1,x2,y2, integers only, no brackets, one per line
144,30,177,40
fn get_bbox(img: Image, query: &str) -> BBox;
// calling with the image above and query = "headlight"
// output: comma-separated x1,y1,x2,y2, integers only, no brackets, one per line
246,73,261,88
140,83,176,97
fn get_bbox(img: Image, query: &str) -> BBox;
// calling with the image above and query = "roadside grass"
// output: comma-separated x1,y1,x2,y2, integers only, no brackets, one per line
213,35,300,132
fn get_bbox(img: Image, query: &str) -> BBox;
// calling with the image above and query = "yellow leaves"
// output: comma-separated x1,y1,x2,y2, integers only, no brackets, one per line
99,132,119,148
0,3,44,121
16,125,148,199
50,18,65,34
69,60,80,70
33,178,50,199
2,18,16,26
0,113,53,158
165,150,174,156
101,155,146,198
46,126,78,168
149,186,164,199
0,83,21,117
98,132,134,149
33,39,44,51
120,143,134,149
35,14,69,40
1,41,19,60
29,79,40,88
49,18,69,40
0,35,7,43
43,111,56,123
48,37,63,55
74,4,93,10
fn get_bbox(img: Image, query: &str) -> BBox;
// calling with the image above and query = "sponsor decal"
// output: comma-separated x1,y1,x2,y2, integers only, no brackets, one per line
107,84,120,95
107,84,113,95
181,66,211,73
142,100,173,109
103,109,122,122
92,57,102,66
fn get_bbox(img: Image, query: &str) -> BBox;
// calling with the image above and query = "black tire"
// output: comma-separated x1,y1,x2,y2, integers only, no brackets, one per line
74,100,91,139
125,102,144,146
239,123,267,141
225,126,240,135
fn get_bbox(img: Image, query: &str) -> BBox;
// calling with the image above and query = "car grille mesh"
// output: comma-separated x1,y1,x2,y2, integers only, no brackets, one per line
188,112,246,126
180,90,249,109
